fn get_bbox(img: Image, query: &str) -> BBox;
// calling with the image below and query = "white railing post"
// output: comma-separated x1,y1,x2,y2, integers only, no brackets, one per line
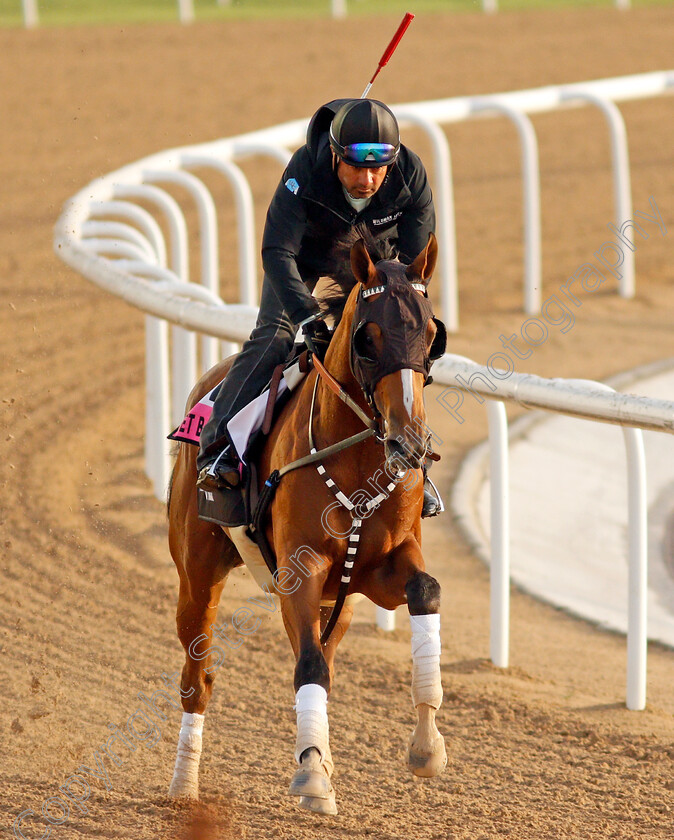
331,0,347,19
111,187,189,280
22,0,38,27
142,170,218,295
182,155,259,307
564,378,647,710
109,185,198,418
177,0,194,24
117,267,226,494
471,101,542,314
88,201,168,266
82,221,161,264
560,91,634,298
143,170,220,372
145,315,171,498
487,400,510,668
623,427,647,710
170,325,198,427
395,110,458,332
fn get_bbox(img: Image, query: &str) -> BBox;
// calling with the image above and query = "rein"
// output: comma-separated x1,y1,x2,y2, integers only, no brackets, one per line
275,355,380,481
311,355,379,432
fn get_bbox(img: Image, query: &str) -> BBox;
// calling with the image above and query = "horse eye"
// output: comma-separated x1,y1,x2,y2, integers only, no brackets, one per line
354,326,377,361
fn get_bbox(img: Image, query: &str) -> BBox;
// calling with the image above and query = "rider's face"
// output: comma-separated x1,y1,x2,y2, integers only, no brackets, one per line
336,160,388,200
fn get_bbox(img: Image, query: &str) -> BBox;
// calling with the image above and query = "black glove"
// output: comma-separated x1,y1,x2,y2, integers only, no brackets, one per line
301,316,331,362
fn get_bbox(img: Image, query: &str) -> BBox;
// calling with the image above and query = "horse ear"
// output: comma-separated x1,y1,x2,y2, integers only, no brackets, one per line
405,233,438,286
351,239,379,287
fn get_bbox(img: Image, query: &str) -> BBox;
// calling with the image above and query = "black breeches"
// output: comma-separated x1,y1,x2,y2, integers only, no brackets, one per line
197,277,296,468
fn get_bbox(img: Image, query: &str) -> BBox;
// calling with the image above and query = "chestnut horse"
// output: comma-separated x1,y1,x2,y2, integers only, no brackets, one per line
166,234,447,815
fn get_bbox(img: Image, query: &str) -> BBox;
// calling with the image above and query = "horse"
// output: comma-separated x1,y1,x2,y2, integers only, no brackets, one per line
166,233,448,815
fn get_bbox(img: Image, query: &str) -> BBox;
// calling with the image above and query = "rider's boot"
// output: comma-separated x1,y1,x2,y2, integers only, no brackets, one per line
196,441,241,491
421,469,444,519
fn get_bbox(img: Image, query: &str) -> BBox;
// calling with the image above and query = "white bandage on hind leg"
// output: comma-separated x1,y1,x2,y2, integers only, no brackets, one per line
169,712,204,794
410,613,443,709
294,684,329,765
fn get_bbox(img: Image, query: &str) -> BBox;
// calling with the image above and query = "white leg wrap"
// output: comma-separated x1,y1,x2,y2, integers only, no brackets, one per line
410,613,443,709
168,712,204,798
294,684,329,765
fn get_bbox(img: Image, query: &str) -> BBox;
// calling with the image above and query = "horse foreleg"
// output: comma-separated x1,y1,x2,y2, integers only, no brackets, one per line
294,602,353,816
406,570,447,777
281,576,336,811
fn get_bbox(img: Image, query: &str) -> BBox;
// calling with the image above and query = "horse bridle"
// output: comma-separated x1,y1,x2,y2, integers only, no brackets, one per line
349,270,447,423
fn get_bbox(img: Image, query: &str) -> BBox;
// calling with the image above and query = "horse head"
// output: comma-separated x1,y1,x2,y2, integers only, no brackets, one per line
348,233,446,469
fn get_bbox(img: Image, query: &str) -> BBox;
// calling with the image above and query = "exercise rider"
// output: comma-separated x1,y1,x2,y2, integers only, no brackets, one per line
197,97,443,517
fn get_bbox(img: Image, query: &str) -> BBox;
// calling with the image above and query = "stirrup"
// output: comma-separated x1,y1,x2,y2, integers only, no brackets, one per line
196,447,241,490
421,475,444,519
196,465,240,491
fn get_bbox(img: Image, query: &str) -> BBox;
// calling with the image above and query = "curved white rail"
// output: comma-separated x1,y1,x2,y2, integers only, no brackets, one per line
54,71,674,704
55,71,674,342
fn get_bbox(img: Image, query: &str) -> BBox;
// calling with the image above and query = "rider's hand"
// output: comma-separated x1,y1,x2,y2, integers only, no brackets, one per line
300,315,331,362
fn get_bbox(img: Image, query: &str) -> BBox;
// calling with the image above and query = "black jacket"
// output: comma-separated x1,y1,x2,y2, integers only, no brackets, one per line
261,115,435,325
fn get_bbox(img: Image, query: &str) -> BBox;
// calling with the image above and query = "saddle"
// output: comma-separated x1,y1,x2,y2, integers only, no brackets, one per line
169,348,312,529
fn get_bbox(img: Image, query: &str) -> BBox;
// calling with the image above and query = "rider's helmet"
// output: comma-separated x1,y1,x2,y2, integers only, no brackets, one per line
329,99,400,168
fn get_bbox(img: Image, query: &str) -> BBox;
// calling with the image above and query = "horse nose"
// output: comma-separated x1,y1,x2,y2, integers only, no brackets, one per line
386,438,407,460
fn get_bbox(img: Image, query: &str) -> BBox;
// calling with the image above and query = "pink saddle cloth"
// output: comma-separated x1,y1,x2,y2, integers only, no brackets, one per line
168,357,307,462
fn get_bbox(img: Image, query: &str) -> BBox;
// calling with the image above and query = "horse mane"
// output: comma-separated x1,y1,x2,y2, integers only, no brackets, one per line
316,225,398,326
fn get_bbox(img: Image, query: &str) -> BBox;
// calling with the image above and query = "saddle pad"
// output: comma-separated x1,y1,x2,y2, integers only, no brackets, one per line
168,383,218,445
168,356,307,458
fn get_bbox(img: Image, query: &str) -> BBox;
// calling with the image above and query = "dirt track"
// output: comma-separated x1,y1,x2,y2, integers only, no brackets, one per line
1,7,674,839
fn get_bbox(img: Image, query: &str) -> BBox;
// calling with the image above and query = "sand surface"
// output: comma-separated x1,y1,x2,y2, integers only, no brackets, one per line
1,7,674,839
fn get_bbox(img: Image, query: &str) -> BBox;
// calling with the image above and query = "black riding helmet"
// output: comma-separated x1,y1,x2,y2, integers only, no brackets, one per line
329,99,400,168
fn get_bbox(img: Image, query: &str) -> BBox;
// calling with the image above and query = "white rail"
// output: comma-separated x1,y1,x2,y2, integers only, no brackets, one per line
54,71,674,705
20,0,197,27
484,0,630,9
14,0,641,30
437,356,670,711
55,71,674,342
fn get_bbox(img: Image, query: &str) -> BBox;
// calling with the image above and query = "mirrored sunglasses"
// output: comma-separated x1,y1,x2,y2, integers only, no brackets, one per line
339,143,398,166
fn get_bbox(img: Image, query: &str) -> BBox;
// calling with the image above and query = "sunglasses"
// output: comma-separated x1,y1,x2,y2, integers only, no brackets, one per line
332,140,398,166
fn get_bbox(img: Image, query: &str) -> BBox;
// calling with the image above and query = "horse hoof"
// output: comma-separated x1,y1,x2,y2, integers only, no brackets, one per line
299,791,338,816
288,766,332,800
168,777,199,800
408,732,447,778
288,749,332,800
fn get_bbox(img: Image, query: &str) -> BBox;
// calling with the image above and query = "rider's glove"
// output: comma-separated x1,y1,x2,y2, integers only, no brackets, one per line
300,315,331,363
